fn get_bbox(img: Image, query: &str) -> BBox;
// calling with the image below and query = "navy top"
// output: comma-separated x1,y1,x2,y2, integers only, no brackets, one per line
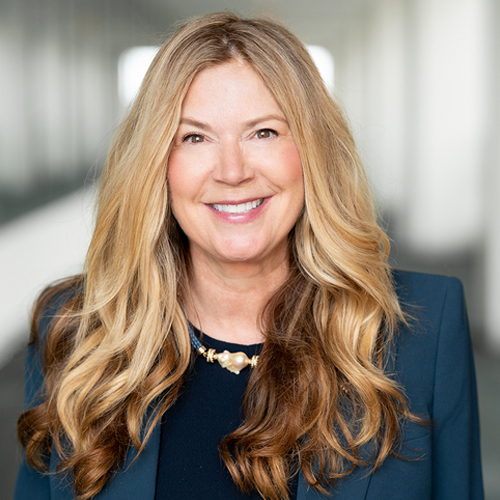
155,329,298,500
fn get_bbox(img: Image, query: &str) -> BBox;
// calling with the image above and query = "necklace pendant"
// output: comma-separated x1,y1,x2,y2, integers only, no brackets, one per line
216,350,250,375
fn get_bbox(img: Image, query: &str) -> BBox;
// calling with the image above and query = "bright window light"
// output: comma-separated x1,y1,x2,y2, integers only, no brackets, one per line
306,45,335,92
118,44,335,108
118,46,159,108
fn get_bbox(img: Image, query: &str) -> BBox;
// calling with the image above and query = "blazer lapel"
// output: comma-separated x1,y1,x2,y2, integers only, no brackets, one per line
51,417,371,500
97,421,161,500
98,426,373,500
49,407,161,500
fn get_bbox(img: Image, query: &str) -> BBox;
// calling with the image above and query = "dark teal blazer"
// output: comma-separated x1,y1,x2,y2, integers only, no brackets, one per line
15,271,484,499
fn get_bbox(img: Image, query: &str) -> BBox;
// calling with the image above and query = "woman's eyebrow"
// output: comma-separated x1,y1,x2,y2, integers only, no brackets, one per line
179,117,215,132
179,115,287,132
244,114,287,128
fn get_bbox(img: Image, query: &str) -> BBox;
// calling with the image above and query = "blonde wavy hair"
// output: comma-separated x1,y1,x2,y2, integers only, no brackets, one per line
19,12,416,500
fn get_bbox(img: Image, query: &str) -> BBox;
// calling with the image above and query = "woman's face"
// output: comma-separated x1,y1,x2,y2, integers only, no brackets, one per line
167,60,304,269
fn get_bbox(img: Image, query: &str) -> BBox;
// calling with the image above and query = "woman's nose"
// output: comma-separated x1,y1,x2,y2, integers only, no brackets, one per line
212,141,254,186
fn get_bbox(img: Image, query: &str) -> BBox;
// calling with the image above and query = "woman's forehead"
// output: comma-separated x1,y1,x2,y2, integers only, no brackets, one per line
179,60,286,124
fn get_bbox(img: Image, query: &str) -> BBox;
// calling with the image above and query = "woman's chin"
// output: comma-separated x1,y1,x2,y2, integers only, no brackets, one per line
206,240,284,268
214,247,266,265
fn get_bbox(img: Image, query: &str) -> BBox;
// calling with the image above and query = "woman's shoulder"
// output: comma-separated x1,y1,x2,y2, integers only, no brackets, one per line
32,277,83,344
391,268,464,307
24,279,82,409
390,269,473,416
391,268,469,353
391,268,467,334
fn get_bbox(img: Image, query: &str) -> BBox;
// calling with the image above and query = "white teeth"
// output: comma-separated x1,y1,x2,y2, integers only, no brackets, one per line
213,199,264,214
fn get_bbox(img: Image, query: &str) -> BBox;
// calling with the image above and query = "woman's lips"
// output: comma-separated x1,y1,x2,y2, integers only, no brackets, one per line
207,197,269,222
211,198,264,214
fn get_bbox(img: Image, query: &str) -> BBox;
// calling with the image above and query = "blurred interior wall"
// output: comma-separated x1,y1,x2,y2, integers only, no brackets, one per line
317,0,499,352
333,0,488,253
405,0,486,254
0,0,170,222
484,0,500,353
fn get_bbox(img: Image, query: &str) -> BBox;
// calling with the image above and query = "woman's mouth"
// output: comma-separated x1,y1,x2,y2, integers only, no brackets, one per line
211,198,264,214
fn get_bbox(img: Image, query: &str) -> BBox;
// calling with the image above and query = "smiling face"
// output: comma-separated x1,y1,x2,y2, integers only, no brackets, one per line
167,60,304,271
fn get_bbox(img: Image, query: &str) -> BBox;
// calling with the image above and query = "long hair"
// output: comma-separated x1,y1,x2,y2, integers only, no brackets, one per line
18,12,416,500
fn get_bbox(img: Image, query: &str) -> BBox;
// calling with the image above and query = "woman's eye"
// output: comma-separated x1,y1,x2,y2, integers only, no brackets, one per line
183,134,205,144
255,129,277,139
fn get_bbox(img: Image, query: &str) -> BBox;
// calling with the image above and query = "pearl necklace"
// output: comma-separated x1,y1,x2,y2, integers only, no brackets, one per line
186,324,349,392
187,323,259,375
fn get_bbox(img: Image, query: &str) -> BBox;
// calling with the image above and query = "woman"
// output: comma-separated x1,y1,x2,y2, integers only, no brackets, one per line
16,12,483,500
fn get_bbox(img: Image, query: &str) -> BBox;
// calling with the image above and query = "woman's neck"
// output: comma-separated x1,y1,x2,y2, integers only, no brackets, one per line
183,251,289,345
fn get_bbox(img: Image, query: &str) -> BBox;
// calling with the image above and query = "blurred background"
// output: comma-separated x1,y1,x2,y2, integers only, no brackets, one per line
0,0,498,498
